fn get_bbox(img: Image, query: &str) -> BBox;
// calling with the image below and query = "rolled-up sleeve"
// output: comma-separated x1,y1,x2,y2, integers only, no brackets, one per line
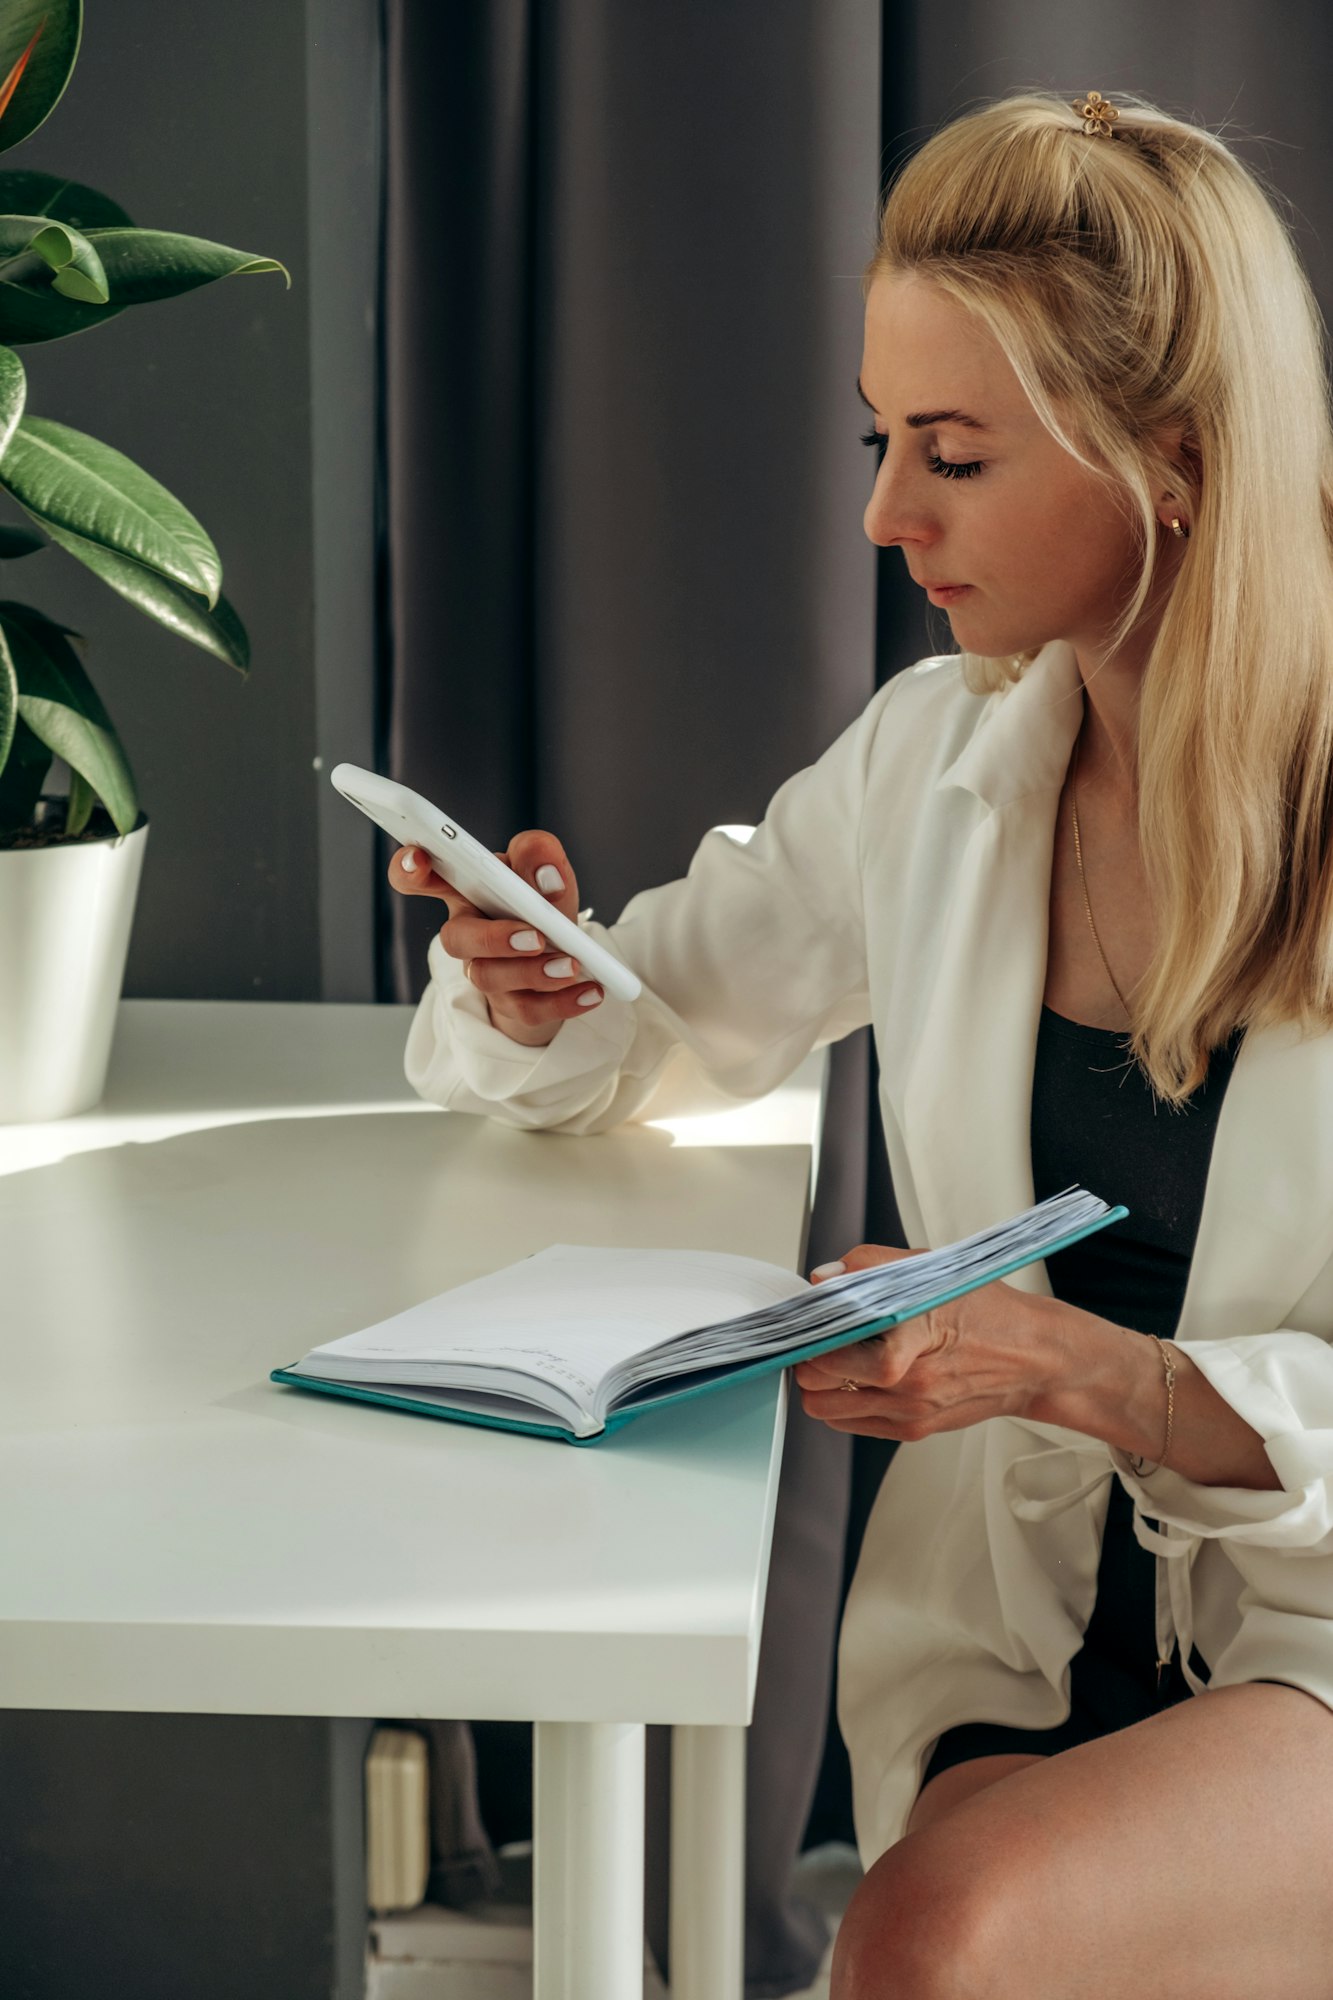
403,676,904,1136
1108,1329,1333,1551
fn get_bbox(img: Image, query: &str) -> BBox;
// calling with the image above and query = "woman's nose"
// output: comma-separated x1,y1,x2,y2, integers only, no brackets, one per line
862,458,932,550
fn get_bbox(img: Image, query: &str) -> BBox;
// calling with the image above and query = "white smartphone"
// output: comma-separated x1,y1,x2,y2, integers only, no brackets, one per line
330,764,642,1004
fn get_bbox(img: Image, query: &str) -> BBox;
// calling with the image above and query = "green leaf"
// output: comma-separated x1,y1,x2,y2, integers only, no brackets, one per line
38,519,249,672
0,415,221,603
0,343,24,459
0,2,81,155
81,227,290,303
2,217,110,303
0,520,44,557
0,170,131,229
0,614,15,773
0,225,287,345
63,760,92,835
0,213,106,294
3,600,137,834
0,276,120,344
0,710,50,834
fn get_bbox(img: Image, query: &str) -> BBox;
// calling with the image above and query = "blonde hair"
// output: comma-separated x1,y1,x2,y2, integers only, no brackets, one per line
864,90,1333,1103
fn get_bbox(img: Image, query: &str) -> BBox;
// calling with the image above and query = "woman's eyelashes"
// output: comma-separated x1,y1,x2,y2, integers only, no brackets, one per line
858,428,983,479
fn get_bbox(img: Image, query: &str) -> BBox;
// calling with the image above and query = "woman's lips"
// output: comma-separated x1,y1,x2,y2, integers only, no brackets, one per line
925,583,972,604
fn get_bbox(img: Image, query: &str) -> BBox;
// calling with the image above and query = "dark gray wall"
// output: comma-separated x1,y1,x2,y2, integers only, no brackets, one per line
308,0,381,1003
5,0,335,1000
0,1713,373,2000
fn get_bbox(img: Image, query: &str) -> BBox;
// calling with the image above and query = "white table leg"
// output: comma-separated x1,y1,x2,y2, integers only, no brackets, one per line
669,1722,746,2000
533,1719,646,2000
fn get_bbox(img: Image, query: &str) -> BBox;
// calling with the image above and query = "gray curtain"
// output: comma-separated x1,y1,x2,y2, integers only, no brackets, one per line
382,2,889,1990
383,0,889,980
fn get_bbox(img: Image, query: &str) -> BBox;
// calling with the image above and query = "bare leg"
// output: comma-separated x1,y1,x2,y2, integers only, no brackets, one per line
834,1682,1333,2000
904,1752,1048,1837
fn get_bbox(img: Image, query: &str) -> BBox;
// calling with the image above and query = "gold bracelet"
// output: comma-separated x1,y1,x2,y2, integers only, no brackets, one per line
1126,1334,1175,1476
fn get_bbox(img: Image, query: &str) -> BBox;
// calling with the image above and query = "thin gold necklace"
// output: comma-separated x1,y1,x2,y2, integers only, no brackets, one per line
1070,734,1134,1022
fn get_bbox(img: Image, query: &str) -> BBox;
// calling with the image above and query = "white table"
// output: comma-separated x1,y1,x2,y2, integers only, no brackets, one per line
0,1001,828,2000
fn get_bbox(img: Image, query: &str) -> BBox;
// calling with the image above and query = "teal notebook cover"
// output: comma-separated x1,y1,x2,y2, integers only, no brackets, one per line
270,1202,1128,1446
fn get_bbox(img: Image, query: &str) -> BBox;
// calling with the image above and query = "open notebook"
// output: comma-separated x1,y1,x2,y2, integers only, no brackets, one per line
270,1187,1126,1445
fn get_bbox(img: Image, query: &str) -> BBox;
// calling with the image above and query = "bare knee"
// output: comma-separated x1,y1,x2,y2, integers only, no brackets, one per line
829,1836,1019,2000
906,1753,1048,1836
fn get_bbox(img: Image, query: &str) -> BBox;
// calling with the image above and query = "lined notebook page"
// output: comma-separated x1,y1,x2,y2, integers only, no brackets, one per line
298,1244,807,1393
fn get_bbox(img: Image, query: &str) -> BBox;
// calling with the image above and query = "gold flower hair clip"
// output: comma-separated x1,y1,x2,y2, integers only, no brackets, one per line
1072,90,1120,138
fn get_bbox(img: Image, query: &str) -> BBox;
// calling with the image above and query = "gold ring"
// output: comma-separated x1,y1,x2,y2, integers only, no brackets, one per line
463,961,475,985
840,1378,861,1393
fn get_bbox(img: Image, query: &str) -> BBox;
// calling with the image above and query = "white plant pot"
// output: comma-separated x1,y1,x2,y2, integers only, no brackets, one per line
0,801,149,1123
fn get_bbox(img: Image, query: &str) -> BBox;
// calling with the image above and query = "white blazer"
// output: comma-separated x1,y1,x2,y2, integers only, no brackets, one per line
405,637,1333,1864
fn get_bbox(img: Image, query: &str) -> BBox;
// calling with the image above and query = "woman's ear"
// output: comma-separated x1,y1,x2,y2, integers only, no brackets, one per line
1154,427,1202,528
1158,427,1202,495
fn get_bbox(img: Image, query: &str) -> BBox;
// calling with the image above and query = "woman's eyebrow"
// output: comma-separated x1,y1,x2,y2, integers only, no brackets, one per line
855,375,993,434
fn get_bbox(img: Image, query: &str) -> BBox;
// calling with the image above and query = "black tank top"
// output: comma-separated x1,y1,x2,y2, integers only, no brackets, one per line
1031,1005,1242,1336
1029,1004,1243,1684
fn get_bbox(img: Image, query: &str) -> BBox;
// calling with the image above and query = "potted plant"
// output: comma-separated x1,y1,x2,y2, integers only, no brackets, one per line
0,0,287,1121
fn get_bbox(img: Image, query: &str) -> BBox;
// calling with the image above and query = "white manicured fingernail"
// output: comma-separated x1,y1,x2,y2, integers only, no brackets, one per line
401,849,418,873
577,989,603,1007
510,930,542,952
544,956,574,978
811,1261,846,1280
536,865,564,893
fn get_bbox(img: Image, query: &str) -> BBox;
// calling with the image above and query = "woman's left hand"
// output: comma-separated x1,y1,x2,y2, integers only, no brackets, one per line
793,1244,1060,1440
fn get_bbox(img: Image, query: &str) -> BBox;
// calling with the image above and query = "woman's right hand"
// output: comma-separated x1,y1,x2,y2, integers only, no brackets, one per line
388,830,603,1048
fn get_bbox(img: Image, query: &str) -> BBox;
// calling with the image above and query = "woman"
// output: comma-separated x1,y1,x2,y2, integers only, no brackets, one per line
395,90,1333,1996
